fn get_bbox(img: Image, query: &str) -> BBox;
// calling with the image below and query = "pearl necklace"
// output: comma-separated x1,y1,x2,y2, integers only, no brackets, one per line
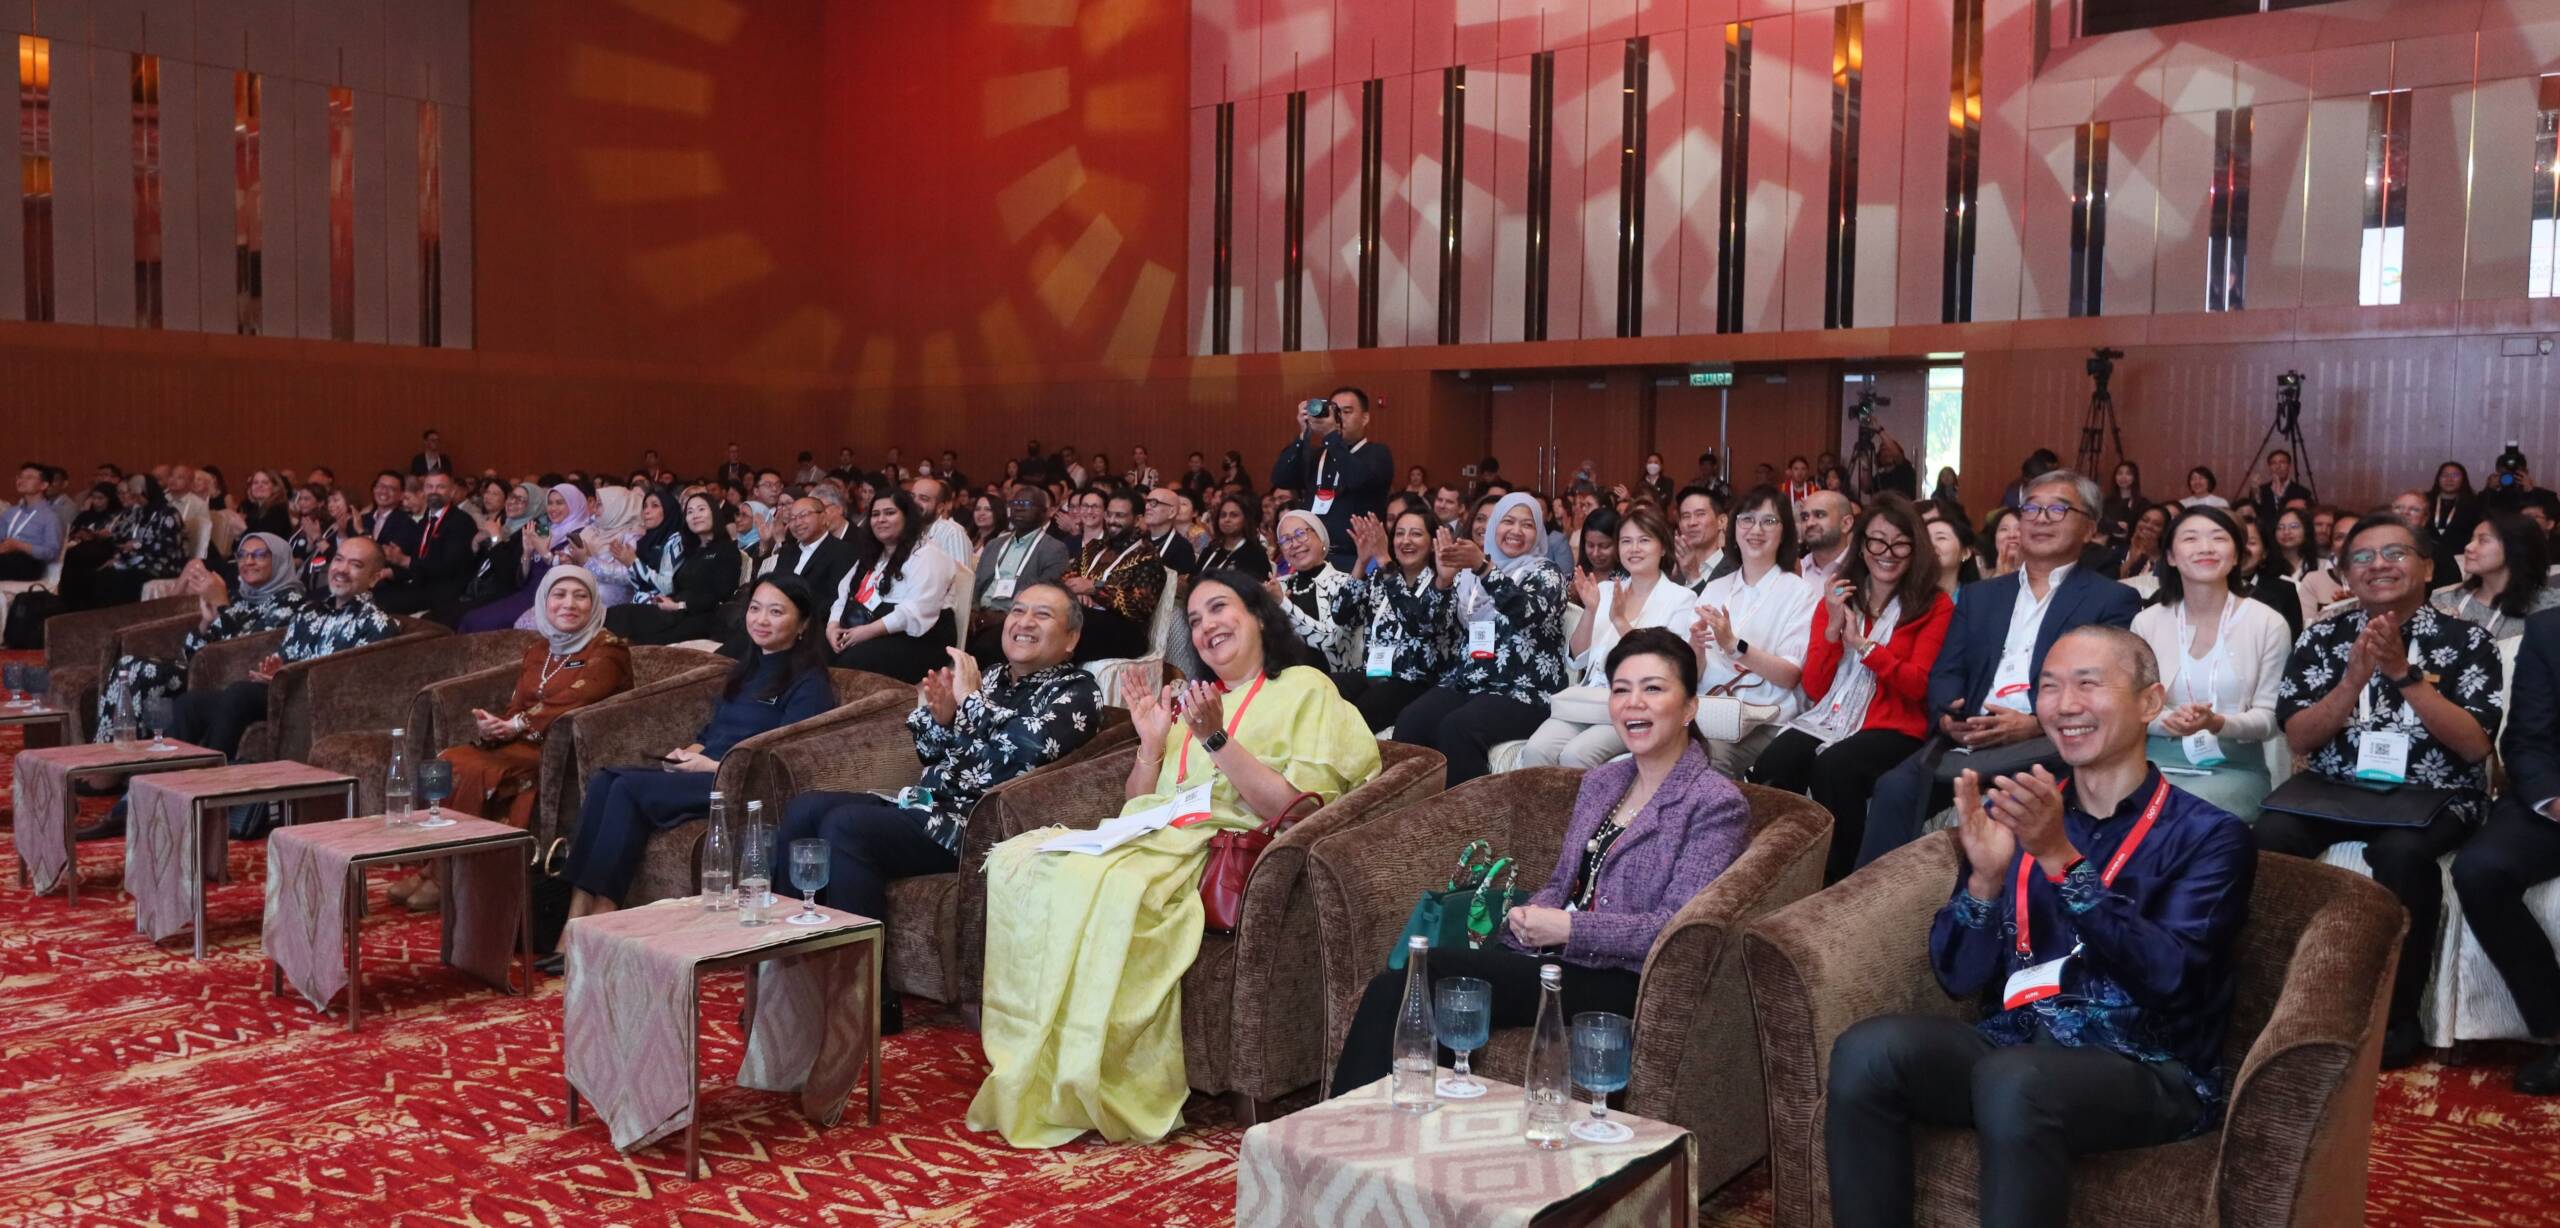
537,651,574,691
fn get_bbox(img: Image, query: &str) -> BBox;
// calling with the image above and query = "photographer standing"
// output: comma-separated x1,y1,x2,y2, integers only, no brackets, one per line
1272,387,1392,571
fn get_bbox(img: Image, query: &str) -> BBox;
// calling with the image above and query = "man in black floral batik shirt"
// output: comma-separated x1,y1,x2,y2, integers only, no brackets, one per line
2265,514,2502,1068
774,581,1103,1032
161,535,399,763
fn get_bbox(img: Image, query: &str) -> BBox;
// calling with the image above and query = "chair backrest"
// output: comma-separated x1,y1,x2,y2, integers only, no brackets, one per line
1148,566,1184,657
185,510,213,560
627,644,727,687
827,666,910,706
2219,853,2405,1069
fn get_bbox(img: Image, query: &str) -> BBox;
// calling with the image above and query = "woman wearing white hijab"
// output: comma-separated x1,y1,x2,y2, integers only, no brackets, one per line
1389,491,1570,784
1269,508,1358,673
514,485,644,626
414,566,636,904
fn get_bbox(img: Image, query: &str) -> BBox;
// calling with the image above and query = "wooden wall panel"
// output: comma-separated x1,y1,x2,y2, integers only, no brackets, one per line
1851,0,1907,332
2296,95,2367,308
1579,39,1627,336
1674,24,1725,335
49,39,99,326
2398,82,2472,305
1544,44,1588,341
1188,106,1219,354
1377,72,1418,349
1638,28,1687,338
91,43,138,330
2467,76,2537,301
2101,116,2160,317
383,94,420,346
157,55,199,334
1489,54,1534,342
1967,0,2033,322
2247,99,2310,311
438,92,468,348
1737,13,1789,332
1779,8,1830,334
1457,57,1501,344
1895,0,1953,326
1402,71,1445,345
2018,127,2074,320
2152,108,2213,316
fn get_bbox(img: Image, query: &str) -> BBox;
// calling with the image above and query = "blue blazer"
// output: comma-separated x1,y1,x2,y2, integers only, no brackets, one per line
1925,566,2142,718
2505,608,2560,810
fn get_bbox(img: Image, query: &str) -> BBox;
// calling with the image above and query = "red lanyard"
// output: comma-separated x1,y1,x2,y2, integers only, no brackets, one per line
1174,674,1266,782
855,561,881,606
2012,776,2169,957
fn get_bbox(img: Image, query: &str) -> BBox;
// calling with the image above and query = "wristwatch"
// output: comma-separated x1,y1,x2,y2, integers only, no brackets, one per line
2387,663,2425,690
1731,639,1751,660
1202,730,1230,754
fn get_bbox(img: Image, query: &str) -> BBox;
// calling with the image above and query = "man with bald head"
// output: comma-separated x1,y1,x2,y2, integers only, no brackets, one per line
1827,625,2254,1228
1796,490,1856,588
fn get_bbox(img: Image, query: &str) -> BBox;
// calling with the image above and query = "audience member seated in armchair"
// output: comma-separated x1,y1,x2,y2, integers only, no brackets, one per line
966,570,1379,1147
553,575,834,944
1824,626,2255,1228
1331,628,1752,1091
159,536,398,765
92,532,306,744
775,580,1102,1032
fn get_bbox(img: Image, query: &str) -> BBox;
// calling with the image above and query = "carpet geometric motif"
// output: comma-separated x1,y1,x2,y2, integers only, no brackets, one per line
0,657,2555,1224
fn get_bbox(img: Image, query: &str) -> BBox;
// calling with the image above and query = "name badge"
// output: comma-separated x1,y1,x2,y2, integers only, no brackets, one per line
1171,778,1215,825
1366,642,1396,678
1466,620,1498,660
1310,489,1337,515
2003,955,2070,1011
985,576,1017,601
2355,728,2412,783
2181,729,2226,767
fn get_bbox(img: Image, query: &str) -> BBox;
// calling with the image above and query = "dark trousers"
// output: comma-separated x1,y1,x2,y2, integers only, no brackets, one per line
1069,606,1151,662
2254,803,2471,1029
1752,727,1921,884
560,766,719,902
830,611,958,684
1329,672,1433,734
965,615,1008,671
1826,1014,2202,1228
2451,797,2560,1038
1389,687,1548,785
774,792,959,922
167,679,270,760
1329,945,1641,1096
375,579,461,619
0,553,44,581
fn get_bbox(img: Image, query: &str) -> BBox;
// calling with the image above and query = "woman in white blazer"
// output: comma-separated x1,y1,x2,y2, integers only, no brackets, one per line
1521,507,1693,767
2131,504,2293,820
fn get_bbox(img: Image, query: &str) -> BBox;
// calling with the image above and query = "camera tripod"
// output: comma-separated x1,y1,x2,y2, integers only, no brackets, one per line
2242,373,2316,503
2077,351,2128,478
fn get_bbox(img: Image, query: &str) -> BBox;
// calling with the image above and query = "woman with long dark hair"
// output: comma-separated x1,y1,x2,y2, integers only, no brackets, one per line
1198,491,1272,579
2432,511,2558,639
2270,505,2320,579
969,569,1376,1145
1683,484,1818,778
1525,505,1688,768
2099,460,2148,547
1577,505,1624,579
1331,507,1451,730
556,574,836,933
2430,461,2482,552
2115,503,2171,581
824,489,958,682
2131,505,2292,819
1921,501,1980,597
603,489,742,644
1751,497,1952,881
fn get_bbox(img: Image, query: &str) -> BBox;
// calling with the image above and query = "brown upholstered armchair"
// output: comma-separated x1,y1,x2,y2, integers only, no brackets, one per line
413,645,730,853
38,595,198,739
185,616,449,766
958,739,1449,1120
275,630,544,812
1742,833,2405,1228
1307,770,1831,1192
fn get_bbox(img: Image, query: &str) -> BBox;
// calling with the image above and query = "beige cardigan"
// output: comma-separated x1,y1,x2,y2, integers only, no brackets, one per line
2131,593,2293,744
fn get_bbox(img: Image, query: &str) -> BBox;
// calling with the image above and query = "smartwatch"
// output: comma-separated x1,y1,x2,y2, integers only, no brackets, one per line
1731,639,1751,659
2388,664,2425,690
1202,730,1231,754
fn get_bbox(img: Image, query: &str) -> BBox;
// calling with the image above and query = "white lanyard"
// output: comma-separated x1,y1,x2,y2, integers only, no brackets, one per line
1089,539,1145,586
2173,598,2241,711
995,532,1038,581
2355,628,2422,725
4,505,35,540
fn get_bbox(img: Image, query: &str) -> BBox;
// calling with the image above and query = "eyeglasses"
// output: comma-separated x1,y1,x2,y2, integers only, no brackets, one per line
1861,535,1913,559
2345,545,2419,567
2017,502,2085,524
237,549,273,562
1277,529,1317,548
1007,498,1041,510
1734,514,1783,529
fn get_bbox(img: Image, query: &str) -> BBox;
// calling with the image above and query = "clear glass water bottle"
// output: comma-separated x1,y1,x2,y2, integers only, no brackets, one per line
1522,963,1571,1149
1390,935,1439,1112
737,799,772,927
699,790,735,911
383,729,412,830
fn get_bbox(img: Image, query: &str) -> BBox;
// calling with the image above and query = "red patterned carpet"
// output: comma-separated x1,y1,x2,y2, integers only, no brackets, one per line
2,674,2557,1225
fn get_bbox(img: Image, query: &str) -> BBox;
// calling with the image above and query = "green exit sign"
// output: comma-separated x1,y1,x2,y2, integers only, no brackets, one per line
1689,371,1734,387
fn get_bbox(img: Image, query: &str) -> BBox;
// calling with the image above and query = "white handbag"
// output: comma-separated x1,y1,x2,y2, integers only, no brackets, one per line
1546,684,1611,725
1694,675,1780,743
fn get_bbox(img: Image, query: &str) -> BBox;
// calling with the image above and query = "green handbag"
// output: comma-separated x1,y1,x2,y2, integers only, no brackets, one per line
1387,839,1529,969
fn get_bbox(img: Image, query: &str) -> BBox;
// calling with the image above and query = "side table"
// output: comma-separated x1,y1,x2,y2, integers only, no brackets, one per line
561,897,884,1180
12,739,226,902
125,761,358,957
1237,1075,1697,1228
0,703,73,750
263,815,535,1031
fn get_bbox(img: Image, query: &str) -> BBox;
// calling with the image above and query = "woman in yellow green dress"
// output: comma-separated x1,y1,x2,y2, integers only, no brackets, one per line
967,568,1382,1147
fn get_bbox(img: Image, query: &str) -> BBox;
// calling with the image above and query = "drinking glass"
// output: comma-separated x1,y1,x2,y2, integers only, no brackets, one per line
414,759,457,828
1433,976,1492,1099
24,667,48,712
787,838,830,926
1568,1012,1635,1143
145,696,177,752
3,663,24,708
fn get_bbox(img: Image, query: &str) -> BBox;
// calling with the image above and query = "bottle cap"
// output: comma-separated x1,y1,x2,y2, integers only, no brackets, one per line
390,727,404,737
710,789,724,800
1539,964,1562,985
1407,935,1429,950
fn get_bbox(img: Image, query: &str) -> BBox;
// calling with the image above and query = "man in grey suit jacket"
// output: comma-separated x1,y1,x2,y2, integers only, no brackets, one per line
967,484,1073,666
1854,469,2143,869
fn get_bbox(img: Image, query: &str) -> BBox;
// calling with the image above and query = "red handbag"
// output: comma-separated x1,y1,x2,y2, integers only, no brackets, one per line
1198,791,1322,934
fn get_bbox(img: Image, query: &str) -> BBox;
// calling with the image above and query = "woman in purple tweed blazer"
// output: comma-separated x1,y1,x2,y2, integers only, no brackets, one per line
1331,628,1755,1094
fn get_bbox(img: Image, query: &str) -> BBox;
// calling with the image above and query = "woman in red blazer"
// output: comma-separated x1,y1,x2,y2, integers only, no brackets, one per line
1750,496,1954,883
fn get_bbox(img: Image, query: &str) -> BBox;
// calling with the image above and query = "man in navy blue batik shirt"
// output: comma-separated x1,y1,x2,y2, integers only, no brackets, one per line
1826,625,2256,1228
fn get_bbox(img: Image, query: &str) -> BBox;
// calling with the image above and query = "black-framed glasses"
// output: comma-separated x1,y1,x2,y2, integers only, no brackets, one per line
2017,502,2084,524
1861,535,1913,559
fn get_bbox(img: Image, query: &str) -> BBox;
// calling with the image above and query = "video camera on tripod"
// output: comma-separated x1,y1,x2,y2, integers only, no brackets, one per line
2086,347,2124,386
2245,370,2317,501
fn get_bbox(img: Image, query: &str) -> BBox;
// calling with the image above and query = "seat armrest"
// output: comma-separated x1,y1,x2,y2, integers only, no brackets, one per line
189,629,286,692
721,690,922,822
417,664,521,756
114,613,203,669
537,668,725,849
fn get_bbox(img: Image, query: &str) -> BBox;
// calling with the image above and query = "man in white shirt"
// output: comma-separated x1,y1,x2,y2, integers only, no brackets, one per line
908,475,973,566
1675,484,1728,590
758,497,853,595
1854,469,2142,869
1797,490,1855,589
